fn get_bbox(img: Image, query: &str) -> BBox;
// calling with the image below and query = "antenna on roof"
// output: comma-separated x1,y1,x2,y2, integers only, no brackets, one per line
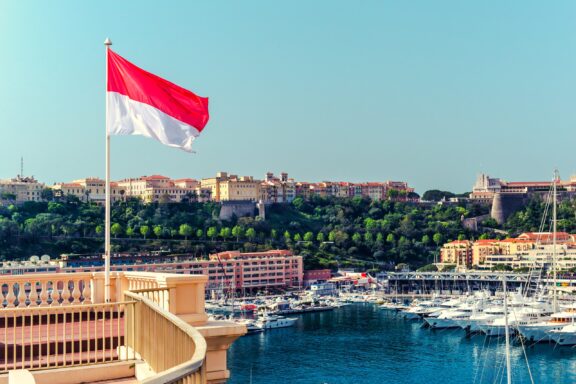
20,156,24,177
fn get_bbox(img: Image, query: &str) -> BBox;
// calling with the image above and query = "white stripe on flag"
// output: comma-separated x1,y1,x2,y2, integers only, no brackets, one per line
107,92,200,152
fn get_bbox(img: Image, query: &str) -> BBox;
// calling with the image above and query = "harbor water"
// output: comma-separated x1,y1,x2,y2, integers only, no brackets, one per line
228,303,576,384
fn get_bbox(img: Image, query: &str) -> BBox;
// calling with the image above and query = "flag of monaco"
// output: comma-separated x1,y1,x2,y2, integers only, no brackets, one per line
106,49,209,152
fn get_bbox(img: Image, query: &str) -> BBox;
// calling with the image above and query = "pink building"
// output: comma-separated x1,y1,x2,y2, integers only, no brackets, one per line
59,250,303,294
303,269,332,287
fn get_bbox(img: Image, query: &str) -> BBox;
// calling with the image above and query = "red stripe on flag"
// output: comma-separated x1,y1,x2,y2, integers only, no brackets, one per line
107,49,209,131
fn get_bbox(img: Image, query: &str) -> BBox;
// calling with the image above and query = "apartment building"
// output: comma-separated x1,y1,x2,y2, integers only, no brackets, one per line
442,232,576,270
115,175,200,203
440,240,473,267
201,172,261,202
58,249,303,293
52,177,123,204
0,176,45,202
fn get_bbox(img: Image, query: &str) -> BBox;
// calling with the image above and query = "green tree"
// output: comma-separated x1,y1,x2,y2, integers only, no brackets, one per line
352,233,362,244
95,225,103,236
111,223,123,238
153,225,163,238
207,226,217,241
433,233,443,246
232,225,244,242
196,228,204,239
140,225,150,239
316,232,325,243
294,233,302,242
422,190,455,202
422,234,430,245
386,233,395,244
246,228,256,241
220,227,231,240
303,231,314,242
126,227,135,237
364,232,373,243
40,188,54,201
179,224,193,240
284,230,291,242
417,264,438,272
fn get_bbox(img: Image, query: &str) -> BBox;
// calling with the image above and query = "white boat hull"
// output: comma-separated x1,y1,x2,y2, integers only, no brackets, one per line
518,324,565,343
549,330,576,346
425,317,459,329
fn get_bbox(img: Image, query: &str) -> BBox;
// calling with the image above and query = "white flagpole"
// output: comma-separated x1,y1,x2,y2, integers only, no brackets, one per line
104,37,112,302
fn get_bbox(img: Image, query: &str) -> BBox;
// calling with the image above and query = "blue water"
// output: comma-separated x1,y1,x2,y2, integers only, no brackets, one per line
228,304,576,384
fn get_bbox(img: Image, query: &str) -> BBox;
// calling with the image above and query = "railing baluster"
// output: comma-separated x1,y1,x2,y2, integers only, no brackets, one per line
29,311,33,370
108,304,113,362
101,308,105,363
47,308,51,368
6,283,16,308
71,306,75,365
12,312,16,370
79,307,83,366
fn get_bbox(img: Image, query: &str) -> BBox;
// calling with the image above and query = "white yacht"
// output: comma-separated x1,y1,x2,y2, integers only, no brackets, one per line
235,318,264,334
480,302,553,337
401,299,443,320
548,323,576,346
518,303,576,342
425,303,477,329
467,305,506,333
256,314,298,329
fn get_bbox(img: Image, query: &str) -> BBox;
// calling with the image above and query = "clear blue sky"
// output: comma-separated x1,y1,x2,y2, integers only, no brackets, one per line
1,1,575,194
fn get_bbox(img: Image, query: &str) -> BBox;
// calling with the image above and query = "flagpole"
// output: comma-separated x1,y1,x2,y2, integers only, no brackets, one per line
104,37,112,302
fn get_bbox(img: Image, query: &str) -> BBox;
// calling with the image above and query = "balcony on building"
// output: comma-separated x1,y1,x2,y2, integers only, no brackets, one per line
0,271,245,384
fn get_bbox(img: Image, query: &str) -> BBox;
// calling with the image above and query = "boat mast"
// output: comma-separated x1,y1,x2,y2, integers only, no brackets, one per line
552,169,558,312
503,273,512,384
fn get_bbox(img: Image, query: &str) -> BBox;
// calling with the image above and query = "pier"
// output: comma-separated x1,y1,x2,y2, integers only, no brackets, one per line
378,271,561,295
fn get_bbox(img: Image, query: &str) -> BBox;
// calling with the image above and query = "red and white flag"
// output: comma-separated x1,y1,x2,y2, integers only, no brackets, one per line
107,49,209,152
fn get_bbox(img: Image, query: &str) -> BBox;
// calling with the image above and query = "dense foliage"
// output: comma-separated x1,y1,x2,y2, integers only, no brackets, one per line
0,194,492,271
504,197,576,234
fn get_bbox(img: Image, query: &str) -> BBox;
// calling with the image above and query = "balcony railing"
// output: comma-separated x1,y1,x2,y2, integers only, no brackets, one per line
0,271,209,384
0,301,129,372
125,291,206,384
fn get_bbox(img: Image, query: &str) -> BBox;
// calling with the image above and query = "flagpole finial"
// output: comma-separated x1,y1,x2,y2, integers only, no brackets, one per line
104,38,112,46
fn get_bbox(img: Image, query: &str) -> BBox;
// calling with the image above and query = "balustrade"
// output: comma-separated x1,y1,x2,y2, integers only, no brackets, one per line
0,271,210,383
0,273,93,309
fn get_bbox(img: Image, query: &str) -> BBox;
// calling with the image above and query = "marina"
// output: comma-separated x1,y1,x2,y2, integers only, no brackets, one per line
228,302,576,384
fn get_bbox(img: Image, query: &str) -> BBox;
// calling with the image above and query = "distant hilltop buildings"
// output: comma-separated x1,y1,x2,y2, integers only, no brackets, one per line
470,173,576,224
0,171,416,205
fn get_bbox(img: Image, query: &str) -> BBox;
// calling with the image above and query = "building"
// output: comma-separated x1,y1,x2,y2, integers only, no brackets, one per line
440,240,473,267
115,175,201,203
470,173,576,203
201,172,260,202
293,180,416,202
484,243,576,271
0,175,45,203
303,269,332,287
59,250,304,294
443,232,576,270
47,171,416,205
52,177,123,204
471,239,499,266
260,172,296,203
310,282,338,296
